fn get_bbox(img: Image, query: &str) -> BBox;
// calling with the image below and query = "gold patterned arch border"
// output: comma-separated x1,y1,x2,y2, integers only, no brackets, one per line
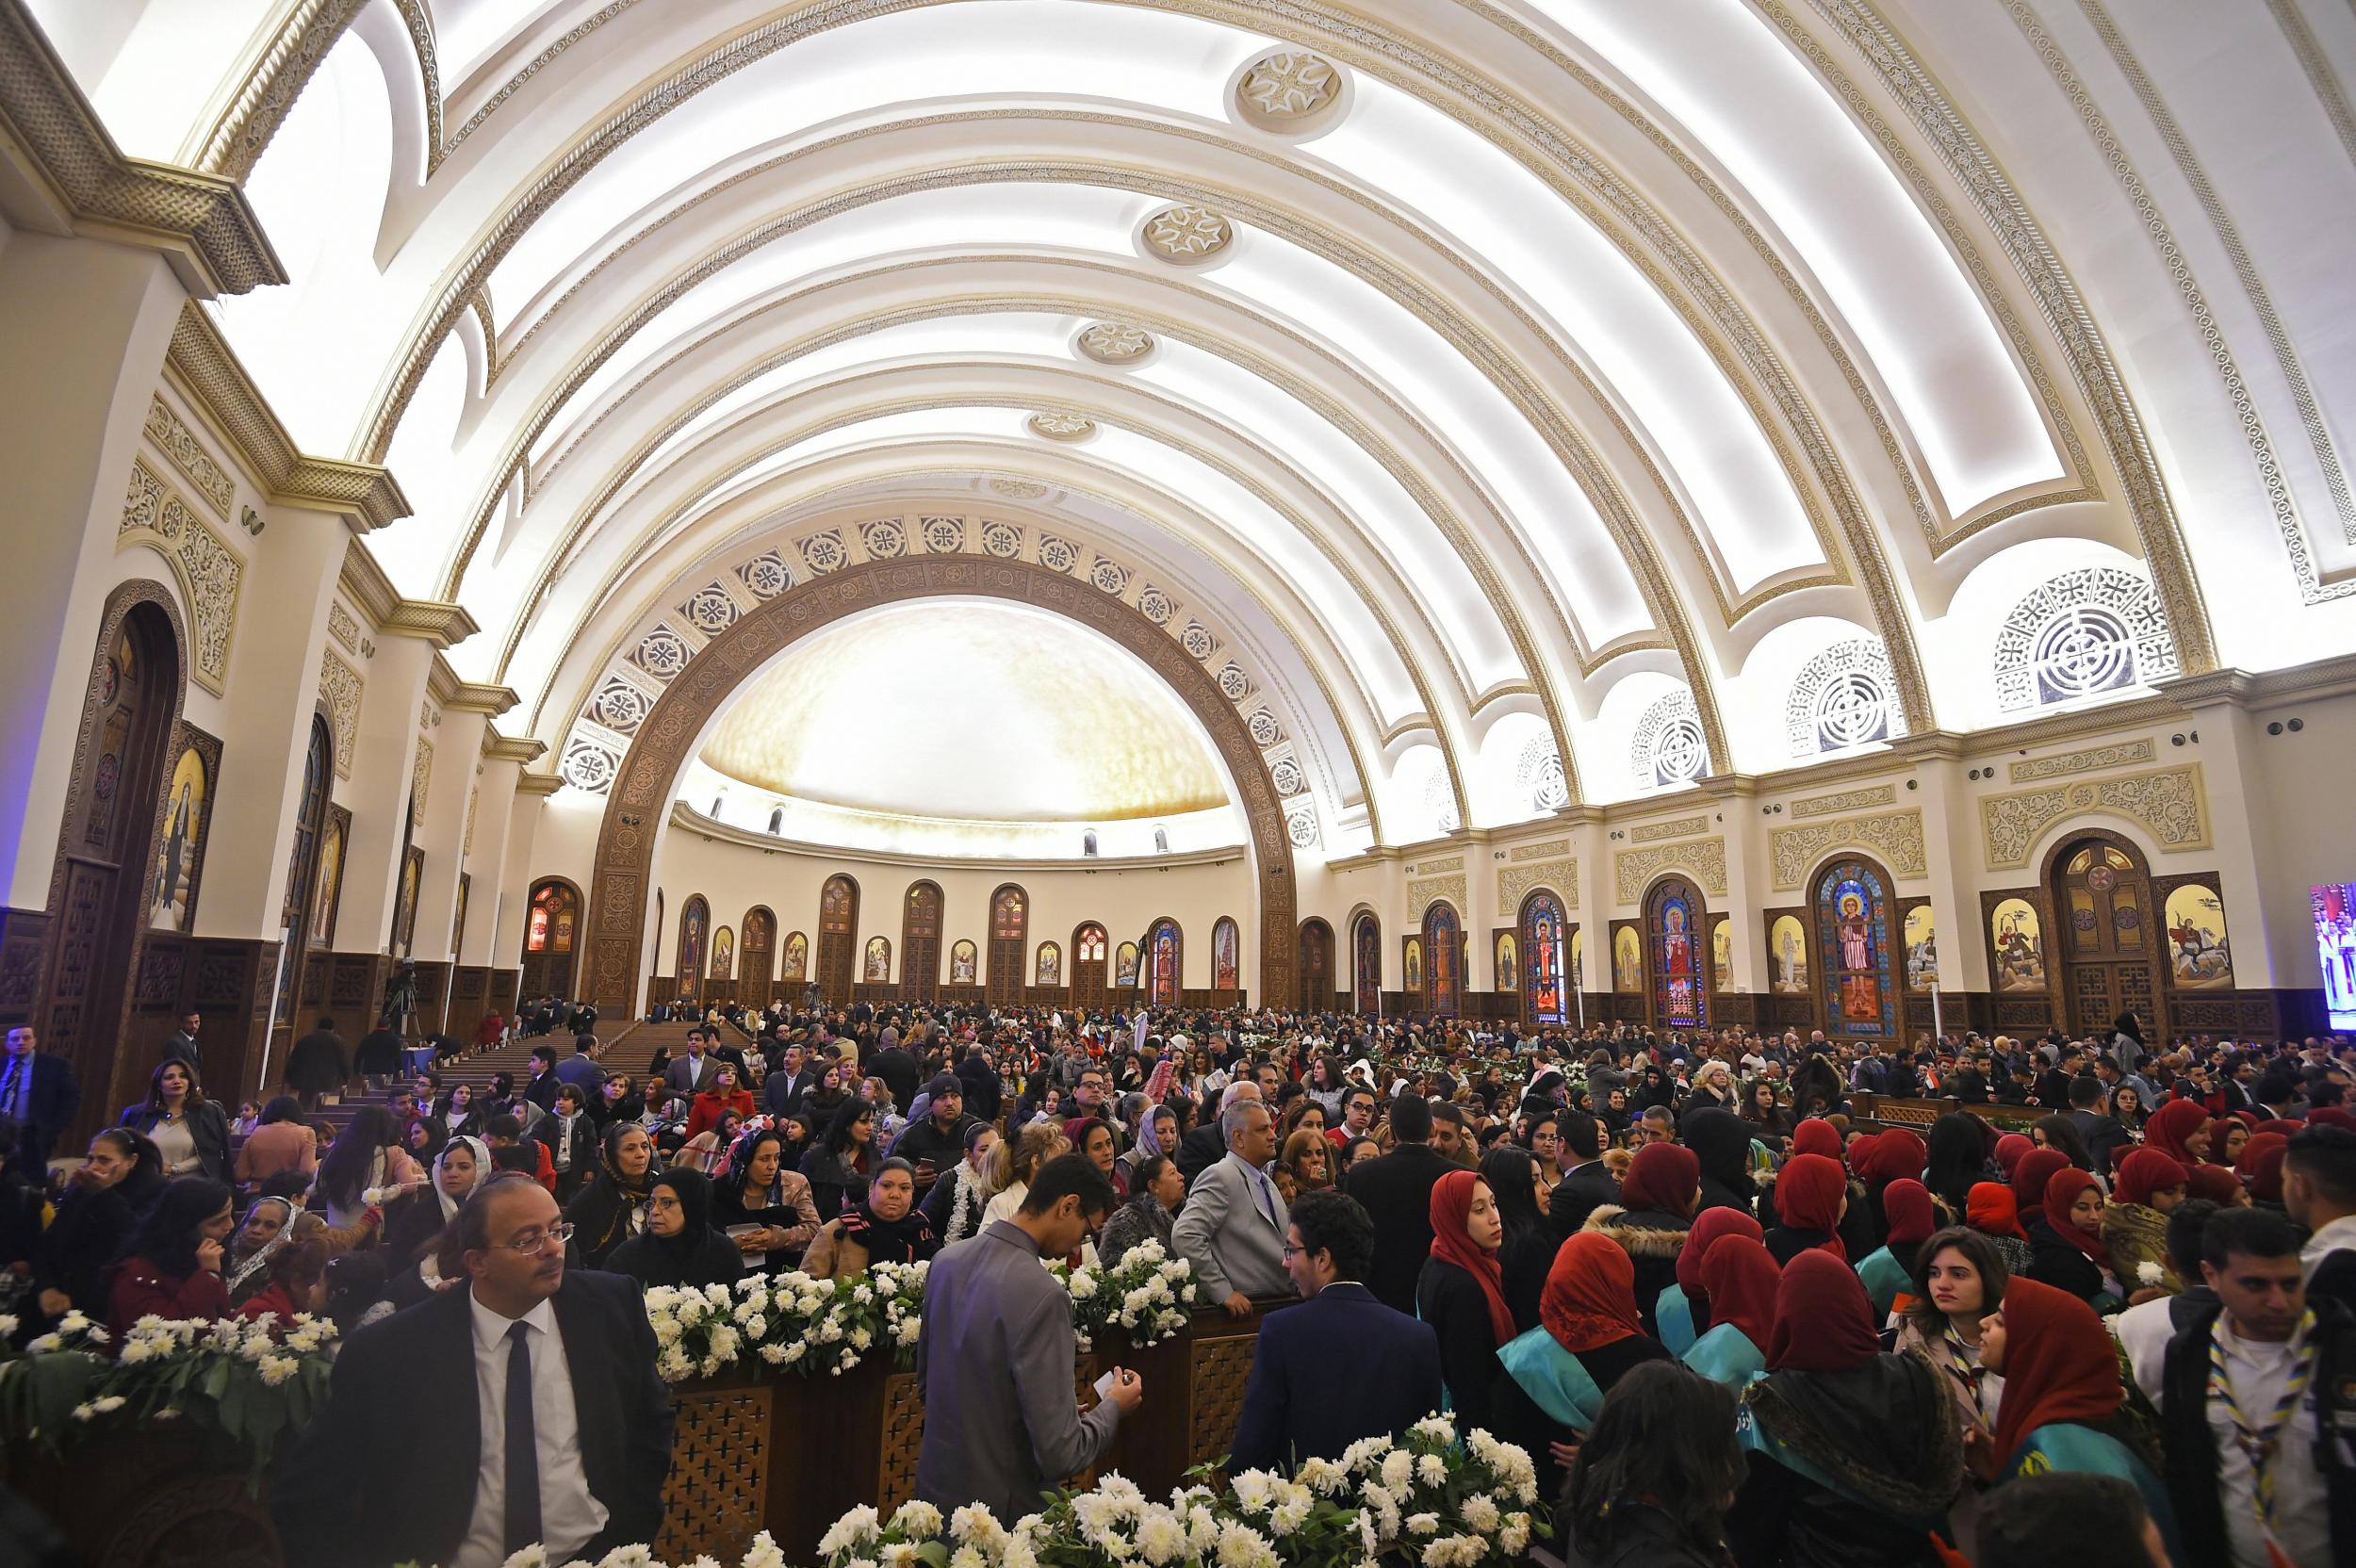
1769,808,1929,892
1978,763,2211,873
1614,838,1728,907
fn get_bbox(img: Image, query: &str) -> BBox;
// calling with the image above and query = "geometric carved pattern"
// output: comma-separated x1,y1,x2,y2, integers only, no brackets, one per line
1218,662,1251,700
1993,566,2178,711
587,558,1297,1017
317,648,363,779
988,477,1049,500
2008,738,2158,783
1026,411,1095,442
979,519,1023,558
1615,837,1729,905
879,1374,925,1518
1248,709,1283,746
1180,621,1216,660
144,394,236,515
1630,689,1709,789
1269,757,1305,796
1285,798,1319,849
121,459,243,694
1791,783,1897,819
1076,320,1155,364
736,549,792,598
799,531,847,574
1188,1335,1258,1468
1512,839,1572,862
1237,51,1343,122
1423,767,1461,836
859,519,906,559
326,600,360,653
630,626,691,681
1142,203,1235,264
918,515,964,554
1516,737,1569,812
1088,557,1129,596
1137,585,1175,625
1408,873,1467,918
1500,857,1576,912
409,736,433,829
1978,763,2208,871
1770,808,1929,890
652,1385,773,1567
1629,814,1709,845
676,582,739,635
1785,637,1901,757
588,675,652,734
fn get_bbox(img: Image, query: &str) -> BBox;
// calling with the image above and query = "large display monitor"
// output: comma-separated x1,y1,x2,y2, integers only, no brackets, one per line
2315,884,2356,1029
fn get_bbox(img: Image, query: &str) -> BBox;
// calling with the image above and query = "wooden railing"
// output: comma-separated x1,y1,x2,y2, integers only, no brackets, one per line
1847,1092,2042,1134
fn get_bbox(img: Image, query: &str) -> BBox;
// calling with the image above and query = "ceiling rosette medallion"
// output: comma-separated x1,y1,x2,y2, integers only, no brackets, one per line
1137,204,1235,266
1026,411,1098,443
1075,321,1156,367
1233,50,1349,136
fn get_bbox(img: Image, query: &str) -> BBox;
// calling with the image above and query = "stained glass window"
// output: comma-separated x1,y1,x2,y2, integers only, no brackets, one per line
1522,892,1567,1024
1813,859,1895,1039
1646,880,1707,1030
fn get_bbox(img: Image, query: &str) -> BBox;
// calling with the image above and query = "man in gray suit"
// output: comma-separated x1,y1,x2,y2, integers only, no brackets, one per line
915,1154,1143,1521
1174,1098,1290,1316
662,1029,719,1099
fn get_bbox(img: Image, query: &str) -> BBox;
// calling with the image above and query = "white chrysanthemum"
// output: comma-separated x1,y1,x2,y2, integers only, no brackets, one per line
500,1546,548,1568
740,1531,787,1568
948,1548,987,1568
880,1543,922,1568
1416,1453,1448,1488
890,1500,943,1539
1406,1513,1440,1536
1380,1451,1414,1494
258,1354,300,1386
1459,1494,1499,1532
1215,1519,1277,1568
597,1545,654,1568
1413,1413,1456,1444
1497,1514,1531,1554
949,1505,1004,1548
818,1505,882,1557
1231,1469,1276,1513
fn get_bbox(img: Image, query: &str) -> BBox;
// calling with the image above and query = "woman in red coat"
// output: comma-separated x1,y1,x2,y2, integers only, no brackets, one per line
682,1063,756,1140
108,1176,236,1336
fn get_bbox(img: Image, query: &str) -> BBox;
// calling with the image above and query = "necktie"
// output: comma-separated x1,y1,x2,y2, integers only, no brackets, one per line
503,1321,541,1553
0,1061,20,1119
1248,1164,1276,1229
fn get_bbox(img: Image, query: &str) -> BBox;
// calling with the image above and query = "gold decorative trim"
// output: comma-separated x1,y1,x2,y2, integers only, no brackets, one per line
516,770,565,797
318,647,364,778
326,600,361,655
1790,783,1894,819
482,732,548,764
143,394,235,516
2007,739,2155,783
1628,813,1709,844
1509,838,1570,862
1411,856,1465,875
1407,874,1467,918
163,305,407,530
441,680,519,716
1499,858,1575,912
1615,838,1727,905
1769,808,1927,890
0,1,284,296
1980,762,2209,871
188,0,366,179
2069,0,2356,556
381,599,479,648
118,457,243,694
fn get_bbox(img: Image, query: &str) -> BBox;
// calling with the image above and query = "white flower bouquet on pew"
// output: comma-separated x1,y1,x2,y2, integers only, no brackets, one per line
1052,1239,1198,1352
0,1311,338,1483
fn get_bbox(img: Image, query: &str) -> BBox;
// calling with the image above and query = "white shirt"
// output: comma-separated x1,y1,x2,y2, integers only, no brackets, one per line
2109,1291,2182,1404
455,1292,607,1568
2204,1316,2328,1568
2299,1213,2356,1280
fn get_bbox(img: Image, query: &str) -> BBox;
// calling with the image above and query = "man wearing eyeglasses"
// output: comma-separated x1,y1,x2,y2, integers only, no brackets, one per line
274,1172,674,1567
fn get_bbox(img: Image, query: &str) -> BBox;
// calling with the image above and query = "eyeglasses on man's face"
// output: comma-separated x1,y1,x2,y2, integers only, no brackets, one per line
495,1221,576,1254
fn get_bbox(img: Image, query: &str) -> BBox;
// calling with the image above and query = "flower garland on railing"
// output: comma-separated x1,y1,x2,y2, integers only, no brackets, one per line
472,1412,1543,1568
644,1247,1194,1385
0,1311,339,1481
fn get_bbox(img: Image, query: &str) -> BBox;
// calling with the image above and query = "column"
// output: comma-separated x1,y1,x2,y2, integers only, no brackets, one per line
334,635,434,961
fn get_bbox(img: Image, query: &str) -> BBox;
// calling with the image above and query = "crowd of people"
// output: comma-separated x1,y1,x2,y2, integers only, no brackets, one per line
2,996,2352,1567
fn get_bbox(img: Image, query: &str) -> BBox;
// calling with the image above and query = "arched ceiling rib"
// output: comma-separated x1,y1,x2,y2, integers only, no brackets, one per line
69,0,2356,829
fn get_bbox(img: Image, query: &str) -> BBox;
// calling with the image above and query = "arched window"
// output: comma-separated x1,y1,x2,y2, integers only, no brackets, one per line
1993,566,2179,711
1631,690,1710,790
1813,859,1896,1041
1298,920,1333,1010
1785,639,1902,758
1212,917,1240,991
1147,920,1182,1005
527,881,577,954
1076,924,1107,962
988,885,1028,1005
1521,891,1568,1024
1516,737,1569,812
815,875,859,1002
1353,913,1382,1014
1423,903,1462,1017
677,896,711,993
1644,878,1707,1030
901,883,942,1001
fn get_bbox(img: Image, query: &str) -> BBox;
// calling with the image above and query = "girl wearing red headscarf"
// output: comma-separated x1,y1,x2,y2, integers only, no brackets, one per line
2208,1117,2250,1168
2026,1168,2119,1311
2101,1148,2188,1298
2006,1147,2070,1218
1581,1141,1697,1340
1972,1275,2179,1555
1497,1230,1672,1484
1415,1169,1513,1430
1856,1178,1939,1322
2184,1161,2249,1207
2141,1097,2213,1166
1727,1252,1965,1568
1965,1181,2035,1274
2235,1129,2289,1204
1992,1132,2034,1180
1764,1152,1849,1265
1685,1233,1779,1388
1655,1205,1762,1358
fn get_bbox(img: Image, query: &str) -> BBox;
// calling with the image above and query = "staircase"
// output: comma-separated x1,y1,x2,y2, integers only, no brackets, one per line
296,1019,647,1141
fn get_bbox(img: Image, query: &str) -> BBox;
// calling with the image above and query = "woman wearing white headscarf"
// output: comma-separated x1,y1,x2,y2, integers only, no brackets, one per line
223,1195,297,1310
379,1135,488,1271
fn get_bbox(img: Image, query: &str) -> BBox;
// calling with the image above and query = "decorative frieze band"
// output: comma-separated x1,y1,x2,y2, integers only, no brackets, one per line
119,458,243,694
1790,783,1895,819
2007,739,2157,783
1615,838,1728,906
318,649,364,778
1628,813,1709,843
1509,839,1570,862
1980,764,2208,870
1770,808,1928,890
144,395,236,516
1407,874,1467,917
1499,858,1576,912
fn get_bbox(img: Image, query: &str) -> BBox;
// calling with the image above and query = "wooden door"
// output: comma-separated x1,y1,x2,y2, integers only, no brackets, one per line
816,875,859,1005
987,886,1027,1008
1297,920,1333,1012
901,884,941,1003
2051,835,2165,1041
1072,923,1108,1011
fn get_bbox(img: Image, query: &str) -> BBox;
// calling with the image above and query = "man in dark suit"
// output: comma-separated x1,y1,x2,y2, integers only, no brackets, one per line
273,1173,673,1568
869,1036,921,1119
762,1041,818,1119
955,1044,1002,1126
0,1024,81,1168
1548,1110,1623,1240
662,1029,720,1099
159,1010,204,1077
1342,1093,1452,1315
1230,1190,1442,1472
1177,1083,1253,1184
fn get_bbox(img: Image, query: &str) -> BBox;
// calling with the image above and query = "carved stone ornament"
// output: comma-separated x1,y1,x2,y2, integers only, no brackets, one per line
1629,813,1710,845
1408,874,1467,919
988,478,1048,500
1500,858,1577,912
1790,783,1895,819
1770,808,1929,890
1075,321,1155,365
326,601,360,654
120,459,244,695
1139,204,1235,264
318,648,363,779
1511,839,1572,863
144,395,236,515
1615,838,1729,906
410,737,434,829
1237,51,1344,124
2008,738,2158,783
1979,763,2208,871
1026,411,1097,442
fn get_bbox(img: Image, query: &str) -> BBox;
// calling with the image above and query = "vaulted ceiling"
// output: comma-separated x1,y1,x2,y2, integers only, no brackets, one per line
35,0,2356,855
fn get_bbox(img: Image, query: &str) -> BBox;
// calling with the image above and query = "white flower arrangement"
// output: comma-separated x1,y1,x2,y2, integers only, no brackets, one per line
1054,1239,1199,1351
0,1312,337,1482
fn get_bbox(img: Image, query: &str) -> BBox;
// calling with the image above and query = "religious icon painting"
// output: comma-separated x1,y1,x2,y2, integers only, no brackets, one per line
310,812,347,949
1612,925,1642,993
864,936,891,983
1520,894,1567,1024
1424,904,1461,1016
1569,925,1583,992
1905,905,1938,990
1989,897,2046,992
781,931,809,982
710,925,734,981
150,729,216,931
1815,861,1895,1037
1768,913,1808,994
1112,940,1137,987
1149,922,1181,1005
1710,918,1732,994
2164,883,2232,988
1036,942,1061,986
1495,931,1518,994
1212,918,1239,990
1403,937,1424,993
1646,881,1706,1029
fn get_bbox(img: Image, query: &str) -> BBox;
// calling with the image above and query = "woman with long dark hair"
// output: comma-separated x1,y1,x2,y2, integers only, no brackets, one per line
2030,1115,2093,1175
1561,1362,1744,1568
1742,1079,1795,1146
1728,1252,1963,1567
564,1120,656,1267
119,1058,232,1184
432,1082,483,1141
1922,1113,1991,1218
1479,1145,1555,1331
311,1106,417,1232
606,1168,744,1289
107,1176,237,1334
800,1096,877,1221
1891,1226,2008,1449
711,1122,821,1272
31,1128,164,1327
235,1095,319,1188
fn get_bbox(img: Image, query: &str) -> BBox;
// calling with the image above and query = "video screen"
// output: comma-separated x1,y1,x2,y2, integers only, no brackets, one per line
2315,884,2356,1029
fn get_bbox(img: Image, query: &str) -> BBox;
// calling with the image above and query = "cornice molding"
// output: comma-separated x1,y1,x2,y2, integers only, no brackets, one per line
383,600,480,649
670,802,1250,872
0,0,285,297
337,539,400,628
481,733,548,764
425,657,515,714
165,304,408,531
515,771,565,797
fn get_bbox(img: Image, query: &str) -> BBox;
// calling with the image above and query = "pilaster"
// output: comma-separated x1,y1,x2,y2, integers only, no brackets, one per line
334,635,433,956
